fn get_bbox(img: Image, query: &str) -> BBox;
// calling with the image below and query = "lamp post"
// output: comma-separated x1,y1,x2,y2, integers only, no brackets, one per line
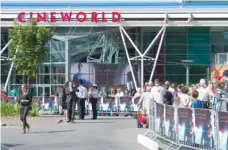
181,60,194,86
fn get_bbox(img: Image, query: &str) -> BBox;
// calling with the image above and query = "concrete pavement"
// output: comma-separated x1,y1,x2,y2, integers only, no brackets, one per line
1,116,149,150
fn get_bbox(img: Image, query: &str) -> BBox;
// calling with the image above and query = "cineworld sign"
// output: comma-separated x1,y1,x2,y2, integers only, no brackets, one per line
17,12,121,23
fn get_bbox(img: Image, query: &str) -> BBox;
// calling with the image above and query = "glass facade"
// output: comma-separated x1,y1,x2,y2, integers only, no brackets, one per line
1,27,228,96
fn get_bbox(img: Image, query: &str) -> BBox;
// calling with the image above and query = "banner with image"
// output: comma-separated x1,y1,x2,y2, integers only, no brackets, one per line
165,105,177,141
218,111,228,150
119,97,132,112
178,108,194,143
194,109,215,148
155,103,165,135
149,102,157,131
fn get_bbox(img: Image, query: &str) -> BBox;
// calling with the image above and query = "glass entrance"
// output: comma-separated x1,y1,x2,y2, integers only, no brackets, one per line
37,85,51,96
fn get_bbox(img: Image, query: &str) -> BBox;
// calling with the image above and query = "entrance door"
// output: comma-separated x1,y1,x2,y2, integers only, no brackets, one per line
37,85,51,97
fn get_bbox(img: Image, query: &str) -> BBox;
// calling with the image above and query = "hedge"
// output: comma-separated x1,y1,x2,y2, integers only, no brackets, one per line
0,100,39,117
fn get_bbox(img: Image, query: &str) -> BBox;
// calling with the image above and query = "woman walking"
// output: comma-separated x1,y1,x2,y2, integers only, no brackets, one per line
17,84,32,134
56,86,66,115
65,81,78,123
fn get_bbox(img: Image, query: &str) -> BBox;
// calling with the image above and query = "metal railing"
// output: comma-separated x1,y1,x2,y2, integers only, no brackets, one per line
148,102,228,150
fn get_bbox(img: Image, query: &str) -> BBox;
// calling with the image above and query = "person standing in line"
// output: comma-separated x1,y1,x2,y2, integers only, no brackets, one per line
190,90,204,109
151,79,164,104
137,85,153,128
76,79,88,120
88,84,99,120
197,79,210,109
179,86,191,108
17,84,32,134
65,81,78,123
163,83,173,105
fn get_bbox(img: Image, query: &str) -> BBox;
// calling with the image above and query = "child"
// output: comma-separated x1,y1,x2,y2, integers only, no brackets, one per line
136,108,148,128
137,114,144,128
191,90,204,109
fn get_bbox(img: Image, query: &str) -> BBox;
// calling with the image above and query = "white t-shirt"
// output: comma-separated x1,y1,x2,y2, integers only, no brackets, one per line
151,86,164,104
142,92,153,114
76,85,88,99
179,93,190,108
91,89,99,98
197,87,209,102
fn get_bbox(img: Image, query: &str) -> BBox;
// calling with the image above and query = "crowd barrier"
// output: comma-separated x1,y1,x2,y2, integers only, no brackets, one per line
3,96,142,115
148,102,228,150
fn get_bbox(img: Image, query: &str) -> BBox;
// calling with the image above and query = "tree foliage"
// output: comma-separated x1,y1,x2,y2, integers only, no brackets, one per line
8,20,52,79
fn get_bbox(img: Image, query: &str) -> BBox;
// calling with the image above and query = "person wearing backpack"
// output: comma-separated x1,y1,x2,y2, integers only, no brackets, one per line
191,90,204,109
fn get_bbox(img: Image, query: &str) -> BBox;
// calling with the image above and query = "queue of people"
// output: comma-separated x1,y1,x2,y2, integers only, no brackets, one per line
135,78,227,116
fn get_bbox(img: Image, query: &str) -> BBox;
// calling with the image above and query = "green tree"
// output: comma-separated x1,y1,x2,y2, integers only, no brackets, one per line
8,20,52,82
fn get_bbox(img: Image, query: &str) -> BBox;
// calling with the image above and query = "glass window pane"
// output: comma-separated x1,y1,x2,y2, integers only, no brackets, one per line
51,74,65,85
38,75,50,84
51,64,65,74
39,65,50,74
50,52,65,62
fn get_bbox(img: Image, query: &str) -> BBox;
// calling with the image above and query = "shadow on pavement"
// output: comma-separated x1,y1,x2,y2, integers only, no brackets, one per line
75,121,114,124
96,117,133,120
2,143,24,147
31,129,76,134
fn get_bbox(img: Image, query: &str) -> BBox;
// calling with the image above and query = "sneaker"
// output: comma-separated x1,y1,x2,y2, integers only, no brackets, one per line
27,125,31,132
21,129,26,134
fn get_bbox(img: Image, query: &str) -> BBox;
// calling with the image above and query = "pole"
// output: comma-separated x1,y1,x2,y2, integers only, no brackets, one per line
143,26,165,56
186,63,190,86
119,27,138,90
4,47,19,92
120,26,142,57
0,39,12,55
65,40,70,82
149,27,166,82
4,62,14,92
141,57,144,91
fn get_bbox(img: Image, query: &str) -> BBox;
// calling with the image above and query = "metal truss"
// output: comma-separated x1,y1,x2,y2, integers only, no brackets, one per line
86,31,120,64
49,39,65,62
0,39,12,55
119,25,166,90
86,34,105,63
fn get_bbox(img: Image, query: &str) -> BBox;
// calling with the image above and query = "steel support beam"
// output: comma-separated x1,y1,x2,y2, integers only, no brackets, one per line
0,39,12,55
149,27,166,82
120,25,165,90
65,40,70,82
120,26,142,57
119,27,138,90
86,35,104,62
4,48,18,92
143,26,165,57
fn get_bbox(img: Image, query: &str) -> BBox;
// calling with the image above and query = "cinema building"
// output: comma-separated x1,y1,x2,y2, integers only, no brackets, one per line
1,0,228,96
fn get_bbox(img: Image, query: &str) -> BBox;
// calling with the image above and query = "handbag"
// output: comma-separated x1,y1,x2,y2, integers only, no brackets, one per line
20,99,30,105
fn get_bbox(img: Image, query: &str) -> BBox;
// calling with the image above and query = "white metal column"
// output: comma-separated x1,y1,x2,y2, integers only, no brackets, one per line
4,49,18,92
119,28,138,90
149,27,166,82
65,40,70,82
119,26,166,90
0,39,12,55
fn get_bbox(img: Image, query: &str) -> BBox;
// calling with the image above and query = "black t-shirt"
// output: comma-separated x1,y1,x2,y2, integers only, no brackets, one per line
163,90,173,105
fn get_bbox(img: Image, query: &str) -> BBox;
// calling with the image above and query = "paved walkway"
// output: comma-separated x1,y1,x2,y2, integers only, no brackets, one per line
1,116,148,150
